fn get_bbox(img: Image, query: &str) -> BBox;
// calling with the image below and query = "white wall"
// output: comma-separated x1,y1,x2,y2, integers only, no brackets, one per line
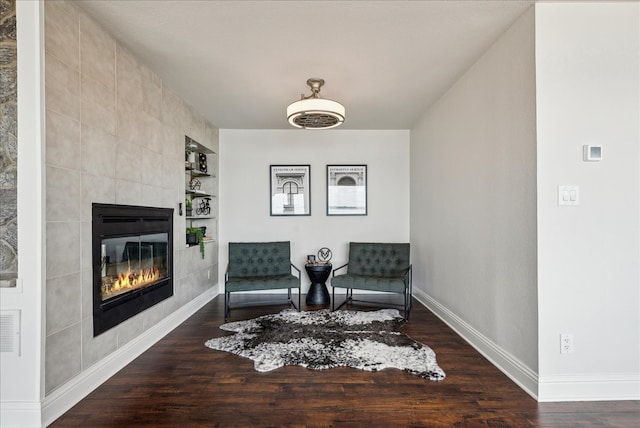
536,2,640,401
0,1,45,427
219,129,410,291
0,1,44,427
410,7,539,397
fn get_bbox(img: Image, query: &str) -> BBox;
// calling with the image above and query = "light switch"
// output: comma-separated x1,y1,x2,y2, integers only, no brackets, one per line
583,145,602,161
558,185,579,206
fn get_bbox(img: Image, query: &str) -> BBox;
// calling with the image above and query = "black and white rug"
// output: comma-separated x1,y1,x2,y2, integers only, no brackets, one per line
204,308,446,381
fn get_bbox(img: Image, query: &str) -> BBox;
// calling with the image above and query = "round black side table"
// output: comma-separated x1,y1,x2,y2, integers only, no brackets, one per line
305,263,332,305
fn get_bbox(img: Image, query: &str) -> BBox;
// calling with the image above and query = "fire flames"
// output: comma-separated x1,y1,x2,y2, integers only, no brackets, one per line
113,266,160,291
102,266,161,299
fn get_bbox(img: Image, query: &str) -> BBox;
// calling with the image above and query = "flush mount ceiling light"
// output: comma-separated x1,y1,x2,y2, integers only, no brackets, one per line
287,78,345,129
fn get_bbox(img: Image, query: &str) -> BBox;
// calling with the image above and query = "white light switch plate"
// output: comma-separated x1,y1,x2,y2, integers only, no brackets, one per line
558,185,579,206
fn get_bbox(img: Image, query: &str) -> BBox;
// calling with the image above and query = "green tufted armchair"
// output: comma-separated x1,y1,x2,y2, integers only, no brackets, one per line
225,241,301,321
331,242,412,319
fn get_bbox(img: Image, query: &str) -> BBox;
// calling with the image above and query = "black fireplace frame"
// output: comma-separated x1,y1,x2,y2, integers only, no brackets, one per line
92,203,174,336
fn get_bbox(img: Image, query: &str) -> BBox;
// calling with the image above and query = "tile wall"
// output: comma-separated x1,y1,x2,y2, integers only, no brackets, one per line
44,0,218,394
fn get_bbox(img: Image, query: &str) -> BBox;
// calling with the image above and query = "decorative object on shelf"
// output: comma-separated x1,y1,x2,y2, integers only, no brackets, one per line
185,145,197,164
189,178,201,190
317,247,332,263
327,164,367,216
185,136,198,160
185,198,193,216
186,227,198,245
186,227,205,259
306,254,316,264
287,78,345,130
199,153,208,173
270,165,311,216
196,197,211,216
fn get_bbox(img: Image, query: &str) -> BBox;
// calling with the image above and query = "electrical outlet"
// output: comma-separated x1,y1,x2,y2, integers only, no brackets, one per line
560,333,574,354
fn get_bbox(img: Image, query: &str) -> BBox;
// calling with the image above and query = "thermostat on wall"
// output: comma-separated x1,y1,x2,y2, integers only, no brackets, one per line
583,145,602,161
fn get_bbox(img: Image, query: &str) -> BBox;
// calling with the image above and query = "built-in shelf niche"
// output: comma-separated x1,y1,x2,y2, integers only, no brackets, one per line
185,135,217,247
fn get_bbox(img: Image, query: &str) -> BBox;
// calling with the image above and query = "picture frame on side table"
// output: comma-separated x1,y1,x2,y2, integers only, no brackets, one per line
327,165,367,216
270,165,311,216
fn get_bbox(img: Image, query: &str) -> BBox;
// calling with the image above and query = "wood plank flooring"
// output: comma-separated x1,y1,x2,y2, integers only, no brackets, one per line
51,295,640,427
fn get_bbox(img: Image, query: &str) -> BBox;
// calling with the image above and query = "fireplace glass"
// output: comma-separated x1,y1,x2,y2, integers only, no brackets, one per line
100,233,169,301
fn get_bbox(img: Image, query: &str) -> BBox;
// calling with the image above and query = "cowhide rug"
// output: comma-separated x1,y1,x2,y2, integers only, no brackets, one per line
204,308,446,381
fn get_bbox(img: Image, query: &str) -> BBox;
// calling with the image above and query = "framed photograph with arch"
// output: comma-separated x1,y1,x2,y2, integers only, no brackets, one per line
270,165,311,216
327,165,367,216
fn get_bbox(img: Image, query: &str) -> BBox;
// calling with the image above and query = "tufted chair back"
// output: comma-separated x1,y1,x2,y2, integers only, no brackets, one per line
347,242,410,278
228,241,292,278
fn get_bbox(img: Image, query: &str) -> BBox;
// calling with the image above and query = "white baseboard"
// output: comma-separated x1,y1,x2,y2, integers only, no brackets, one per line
538,373,640,402
0,400,42,428
414,289,539,400
41,288,218,427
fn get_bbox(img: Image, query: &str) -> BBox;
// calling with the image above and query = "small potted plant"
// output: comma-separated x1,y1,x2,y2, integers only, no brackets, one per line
186,227,205,259
185,198,193,217
185,146,196,166
186,226,198,246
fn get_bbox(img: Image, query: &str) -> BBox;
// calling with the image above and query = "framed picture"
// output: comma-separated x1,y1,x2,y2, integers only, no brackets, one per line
270,165,311,216
327,165,367,216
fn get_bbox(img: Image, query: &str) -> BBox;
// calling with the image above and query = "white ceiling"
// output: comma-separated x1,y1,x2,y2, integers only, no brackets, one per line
75,0,535,130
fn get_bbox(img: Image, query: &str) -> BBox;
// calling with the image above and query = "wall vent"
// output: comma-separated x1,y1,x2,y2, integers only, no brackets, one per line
0,310,20,356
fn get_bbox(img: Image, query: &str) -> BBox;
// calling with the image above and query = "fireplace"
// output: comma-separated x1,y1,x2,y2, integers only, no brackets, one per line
92,203,174,336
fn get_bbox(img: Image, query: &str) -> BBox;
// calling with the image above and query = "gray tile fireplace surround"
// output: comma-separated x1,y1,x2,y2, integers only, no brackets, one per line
43,0,219,395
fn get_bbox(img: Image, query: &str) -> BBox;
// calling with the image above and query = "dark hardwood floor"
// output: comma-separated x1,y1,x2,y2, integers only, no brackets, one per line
51,295,639,427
